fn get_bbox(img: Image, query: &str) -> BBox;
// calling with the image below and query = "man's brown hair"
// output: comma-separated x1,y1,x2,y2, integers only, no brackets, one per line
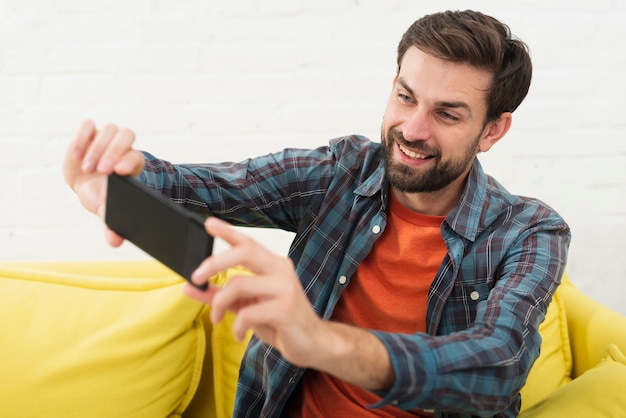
397,10,532,122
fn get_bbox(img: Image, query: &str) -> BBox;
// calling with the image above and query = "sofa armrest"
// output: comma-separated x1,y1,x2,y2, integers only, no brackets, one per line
0,260,207,418
559,277,626,378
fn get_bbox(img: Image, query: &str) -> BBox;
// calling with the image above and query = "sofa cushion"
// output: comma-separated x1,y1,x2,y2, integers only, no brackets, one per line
0,261,207,418
519,279,572,412
185,267,253,418
209,268,253,417
518,344,626,417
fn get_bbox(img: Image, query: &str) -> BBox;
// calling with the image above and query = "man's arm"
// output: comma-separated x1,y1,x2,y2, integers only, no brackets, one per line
370,220,571,414
310,321,395,391
63,120,146,247
184,217,396,391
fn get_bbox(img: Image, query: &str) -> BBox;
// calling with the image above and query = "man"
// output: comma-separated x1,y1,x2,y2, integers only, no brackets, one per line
63,10,570,417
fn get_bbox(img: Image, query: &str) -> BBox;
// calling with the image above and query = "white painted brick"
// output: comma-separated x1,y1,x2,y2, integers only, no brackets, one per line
1,1,625,315
0,76,40,109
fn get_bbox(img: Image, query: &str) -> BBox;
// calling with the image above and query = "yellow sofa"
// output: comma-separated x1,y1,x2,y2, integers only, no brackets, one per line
0,260,624,417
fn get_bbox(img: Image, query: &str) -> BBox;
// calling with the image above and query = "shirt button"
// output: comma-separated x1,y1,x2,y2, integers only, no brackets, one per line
372,225,381,234
470,290,480,301
339,275,347,285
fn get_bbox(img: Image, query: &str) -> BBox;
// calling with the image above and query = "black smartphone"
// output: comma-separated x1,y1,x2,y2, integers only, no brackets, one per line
105,173,212,290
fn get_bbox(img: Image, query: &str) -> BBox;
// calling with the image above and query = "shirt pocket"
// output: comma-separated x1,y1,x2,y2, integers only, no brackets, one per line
463,282,491,305
464,282,498,327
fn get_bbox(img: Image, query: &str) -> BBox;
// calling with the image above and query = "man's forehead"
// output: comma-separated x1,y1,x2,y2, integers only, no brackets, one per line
397,47,491,109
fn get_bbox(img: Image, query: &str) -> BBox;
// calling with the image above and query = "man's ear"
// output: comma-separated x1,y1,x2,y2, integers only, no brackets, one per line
478,112,512,153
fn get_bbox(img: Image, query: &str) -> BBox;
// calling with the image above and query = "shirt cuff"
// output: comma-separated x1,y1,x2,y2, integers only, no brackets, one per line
369,330,437,410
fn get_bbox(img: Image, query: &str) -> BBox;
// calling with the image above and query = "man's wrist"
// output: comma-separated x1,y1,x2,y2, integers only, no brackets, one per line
306,320,395,391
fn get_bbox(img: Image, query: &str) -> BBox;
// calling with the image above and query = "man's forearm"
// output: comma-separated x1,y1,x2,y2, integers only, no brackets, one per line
306,320,395,391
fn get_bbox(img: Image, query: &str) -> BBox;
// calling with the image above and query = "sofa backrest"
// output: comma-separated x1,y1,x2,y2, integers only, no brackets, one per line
184,268,252,418
0,261,581,417
0,261,209,418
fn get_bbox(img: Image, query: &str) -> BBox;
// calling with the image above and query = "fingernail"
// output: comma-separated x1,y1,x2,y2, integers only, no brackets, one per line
191,270,202,284
98,158,113,173
82,159,96,172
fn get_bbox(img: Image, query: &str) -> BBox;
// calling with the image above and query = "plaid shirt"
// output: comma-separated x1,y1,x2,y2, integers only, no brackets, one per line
140,135,570,418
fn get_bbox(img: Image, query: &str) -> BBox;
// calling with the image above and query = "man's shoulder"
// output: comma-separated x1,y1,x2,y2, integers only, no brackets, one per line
328,135,382,166
325,134,380,164
329,134,380,152
483,174,569,230
324,135,385,192
456,162,568,240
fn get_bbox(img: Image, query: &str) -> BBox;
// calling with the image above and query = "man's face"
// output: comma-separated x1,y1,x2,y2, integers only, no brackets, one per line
381,47,494,194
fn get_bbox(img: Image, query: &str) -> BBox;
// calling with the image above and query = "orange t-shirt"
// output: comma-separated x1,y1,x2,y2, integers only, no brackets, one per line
291,192,447,417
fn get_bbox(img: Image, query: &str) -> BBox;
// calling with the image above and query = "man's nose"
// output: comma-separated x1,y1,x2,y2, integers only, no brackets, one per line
402,108,432,142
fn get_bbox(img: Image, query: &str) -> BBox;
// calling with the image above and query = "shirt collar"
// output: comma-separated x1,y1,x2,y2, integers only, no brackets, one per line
354,163,389,211
356,158,490,242
444,159,489,242
355,163,386,198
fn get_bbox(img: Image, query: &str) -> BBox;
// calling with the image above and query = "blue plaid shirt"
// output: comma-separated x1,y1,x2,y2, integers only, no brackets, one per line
139,135,570,417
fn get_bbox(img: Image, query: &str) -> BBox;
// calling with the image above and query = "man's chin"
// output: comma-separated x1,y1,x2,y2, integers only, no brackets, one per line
386,170,429,194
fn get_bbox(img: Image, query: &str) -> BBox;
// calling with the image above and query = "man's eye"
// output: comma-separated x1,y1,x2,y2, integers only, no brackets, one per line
440,111,458,121
398,93,412,103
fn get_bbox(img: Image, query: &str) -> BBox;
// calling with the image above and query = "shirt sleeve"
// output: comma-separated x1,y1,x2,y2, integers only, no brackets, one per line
370,218,570,415
136,145,337,232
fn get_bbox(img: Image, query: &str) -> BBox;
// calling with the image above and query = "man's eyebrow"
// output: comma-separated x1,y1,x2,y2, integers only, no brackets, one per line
396,77,473,116
396,78,415,97
435,100,472,115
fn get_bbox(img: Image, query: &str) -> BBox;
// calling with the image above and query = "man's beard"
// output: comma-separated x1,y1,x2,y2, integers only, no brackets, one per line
381,128,480,193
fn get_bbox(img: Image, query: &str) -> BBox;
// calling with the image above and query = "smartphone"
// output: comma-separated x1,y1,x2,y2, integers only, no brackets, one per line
105,173,212,290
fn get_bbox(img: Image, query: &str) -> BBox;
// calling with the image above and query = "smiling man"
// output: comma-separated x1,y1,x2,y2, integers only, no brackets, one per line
382,45,510,215
64,10,570,417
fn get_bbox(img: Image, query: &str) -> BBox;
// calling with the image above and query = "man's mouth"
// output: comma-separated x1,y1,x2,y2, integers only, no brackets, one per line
399,144,433,160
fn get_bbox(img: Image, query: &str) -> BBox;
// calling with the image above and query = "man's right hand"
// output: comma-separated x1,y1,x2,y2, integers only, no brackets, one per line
63,119,146,246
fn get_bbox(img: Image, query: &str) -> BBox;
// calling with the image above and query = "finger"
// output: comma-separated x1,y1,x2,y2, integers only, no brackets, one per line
204,217,250,247
70,119,97,162
183,282,220,304
232,299,278,342
104,226,125,247
232,303,276,344
63,120,97,186
97,127,137,174
190,218,259,283
191,245,253,285
81,123,119,173
115,149,145,177
204,217,286,274
209,274,285,323
191,242,285,286
191,217,294,286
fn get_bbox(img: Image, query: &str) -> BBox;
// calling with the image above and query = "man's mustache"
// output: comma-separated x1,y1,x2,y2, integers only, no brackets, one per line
387,129,440,157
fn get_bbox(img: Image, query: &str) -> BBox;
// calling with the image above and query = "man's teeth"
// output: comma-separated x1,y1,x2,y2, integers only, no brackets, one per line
400,144,430,160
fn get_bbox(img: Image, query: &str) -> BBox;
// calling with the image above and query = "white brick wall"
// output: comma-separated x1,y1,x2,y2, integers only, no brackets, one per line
1,0,624,315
